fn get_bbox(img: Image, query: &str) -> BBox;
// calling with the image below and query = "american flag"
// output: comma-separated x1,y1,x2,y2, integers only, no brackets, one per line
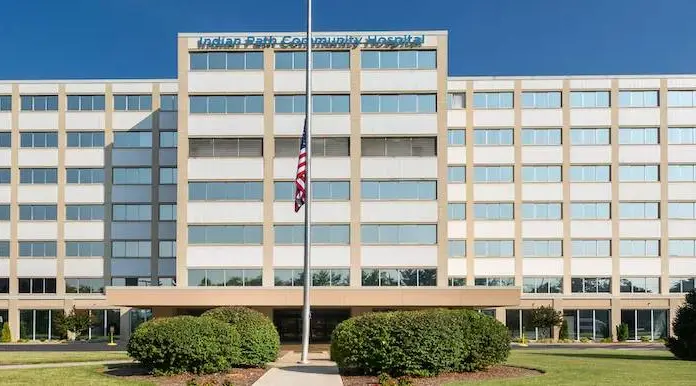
294,120,308,213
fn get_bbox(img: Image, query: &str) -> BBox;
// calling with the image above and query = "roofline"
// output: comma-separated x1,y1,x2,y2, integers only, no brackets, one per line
448,74,696,81
178,30,448,37
0,79,177,84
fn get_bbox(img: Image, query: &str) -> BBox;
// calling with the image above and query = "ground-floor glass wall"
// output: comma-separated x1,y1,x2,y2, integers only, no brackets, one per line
19,309,63,341
0,309,7,332
562,309,611,340
130,308,152,334
621,309,668,341
505,309,538,339
85,309,121,340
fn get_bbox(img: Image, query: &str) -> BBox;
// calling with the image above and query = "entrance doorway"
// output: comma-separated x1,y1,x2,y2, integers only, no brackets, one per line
273,308,351,342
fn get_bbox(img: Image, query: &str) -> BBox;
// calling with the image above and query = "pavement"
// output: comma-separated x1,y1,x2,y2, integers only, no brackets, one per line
512,342,668,350
253,351,343,386
0,359,134,370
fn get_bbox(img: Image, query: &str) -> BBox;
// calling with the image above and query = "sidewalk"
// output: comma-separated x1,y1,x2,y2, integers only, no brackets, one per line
0,359,134,370
253,351,343,386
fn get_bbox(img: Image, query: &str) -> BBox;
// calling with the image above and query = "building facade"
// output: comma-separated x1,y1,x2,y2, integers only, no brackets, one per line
0,30,693,342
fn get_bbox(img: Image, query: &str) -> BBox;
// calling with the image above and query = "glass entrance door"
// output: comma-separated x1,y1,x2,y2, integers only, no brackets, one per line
274,308,351,342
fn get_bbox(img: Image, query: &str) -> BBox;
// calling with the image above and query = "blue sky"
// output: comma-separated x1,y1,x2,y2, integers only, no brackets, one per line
1,0,695,79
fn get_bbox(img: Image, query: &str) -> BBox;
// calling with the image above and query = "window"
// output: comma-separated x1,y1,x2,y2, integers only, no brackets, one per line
571,277,611,293
158,131,178,148
448,240,466,257
473,92,513,109
0,276,8,293
160,95,177,111
20,95,58,111
19,168,57,184
360,224,436,245
275,137,349,157
620,277,660,293
474,128,513,145
473,203,514,220
522,128,561,145
112,241,151,258
361,94,436,113
523,240,562,257
191,52,264,70
474,166,513,183
65,241,104,257
159,204,176,221
569,165,610,182
189,138,263,157
449,277,466,286
522,165,561,183
19,241,57,257
66,205,104,221
67,95,105,111
522,91,561,109
447,166,465,183
0,205,9,220
361,50,436,69
274,94,350,113
65,278,104,294
112,168,151,184
114,95,152,111
619,90,658,107
474,240,514,257
113,204,151,221
474,277,515,287
619,239,660,257
668,164,696,182
571,202,610,220
275,180,349,200
619,202,659,219
18,278,57,294
19,205,57,221
570,128,610,145
447,129,465,146
523,277,563,293
570,91,610,108
522,203,562,220
66,168,104,184
159,167,177,185
111,277,153,287
619,127,658,145
668,90,696,107
276,268,350,287
20,132,58,148
448,93,465,109
67,132,104,148
669,239,696,256
361,180,435,200
274,224,349,245
618,165,659,182
572,239,611,257
361,268,437,287
0,95,10,111
275,51,349,70
189,268,262,287
0,169,8,184
669,202,696,219
448,203,466,220
114,132,152,148
670,277,696,293
668,127,696,144
0,132,10,148
189,181,263,201
159,240,176,258
188,225,263,244
189,95,263,114
361,137,436,156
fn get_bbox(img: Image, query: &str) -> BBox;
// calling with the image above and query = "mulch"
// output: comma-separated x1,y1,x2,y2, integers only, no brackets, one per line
341,365,542,386
101,363,267,386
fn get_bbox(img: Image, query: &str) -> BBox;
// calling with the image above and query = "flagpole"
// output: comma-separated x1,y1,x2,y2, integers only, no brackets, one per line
300,0,313,364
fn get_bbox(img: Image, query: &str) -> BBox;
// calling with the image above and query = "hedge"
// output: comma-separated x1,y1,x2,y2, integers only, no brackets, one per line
127,315,242,375
330,309,510,377
202,307,280,367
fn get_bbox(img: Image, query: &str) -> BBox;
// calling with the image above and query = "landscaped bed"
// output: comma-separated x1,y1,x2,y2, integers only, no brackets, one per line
341,365,541,385
102,363,267,386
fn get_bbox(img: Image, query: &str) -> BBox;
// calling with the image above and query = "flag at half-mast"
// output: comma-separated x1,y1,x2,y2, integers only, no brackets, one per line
294,119,308,213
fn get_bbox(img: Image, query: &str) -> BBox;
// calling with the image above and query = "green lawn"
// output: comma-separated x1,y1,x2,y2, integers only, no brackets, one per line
0,365,152,385
448,349,696,385
0,351,130,365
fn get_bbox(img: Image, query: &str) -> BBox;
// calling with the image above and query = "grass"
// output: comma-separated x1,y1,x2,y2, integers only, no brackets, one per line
0,351,130,365
447,349,696,385
0,365,153,385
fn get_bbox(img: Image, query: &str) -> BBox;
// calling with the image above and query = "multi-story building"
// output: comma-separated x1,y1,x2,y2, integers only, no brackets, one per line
0,30,693,343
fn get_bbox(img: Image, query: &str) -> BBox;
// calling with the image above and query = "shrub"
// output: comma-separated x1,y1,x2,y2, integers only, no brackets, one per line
53,307,95,341
616,323,630,342
1,323,10,342
580,337,591,343
558,319,569,341
330,309,510,377
201,307,279,367
667,290,696,360
127,315,242,375
530,306,563,340
600,337,613,343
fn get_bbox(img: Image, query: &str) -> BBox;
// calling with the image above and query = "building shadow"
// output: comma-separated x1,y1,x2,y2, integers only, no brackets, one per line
530,351,676,361
276,364,339,374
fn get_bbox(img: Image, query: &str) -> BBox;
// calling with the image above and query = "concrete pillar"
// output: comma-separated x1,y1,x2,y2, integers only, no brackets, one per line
611,298,621,342
120,308,131,343
8,299,18,341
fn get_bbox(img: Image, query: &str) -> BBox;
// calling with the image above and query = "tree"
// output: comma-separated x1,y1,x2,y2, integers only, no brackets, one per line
667,290,696,360
558,319,569,340
530,306,563,340
1,323,11,342
54,307,95,341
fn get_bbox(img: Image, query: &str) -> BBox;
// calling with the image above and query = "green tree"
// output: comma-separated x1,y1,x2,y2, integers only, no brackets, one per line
667,290,696,360
54,307,95,340
616,323,630,342
530,306,563,340
1,323,11,342
558,318,569,340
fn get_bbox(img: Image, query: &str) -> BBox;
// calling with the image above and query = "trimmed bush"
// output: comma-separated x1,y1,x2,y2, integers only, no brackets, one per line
127,315,242,375
667,290,696,360
616,323,630,342
1,323,11,342
202,307,280,367
330,309,510,377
